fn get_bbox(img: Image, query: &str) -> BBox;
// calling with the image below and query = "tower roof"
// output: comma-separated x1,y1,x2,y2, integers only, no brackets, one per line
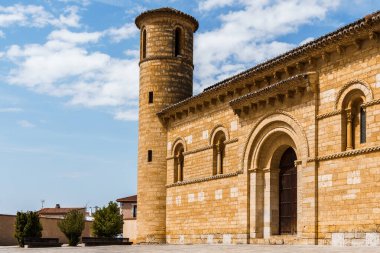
135,7,199,32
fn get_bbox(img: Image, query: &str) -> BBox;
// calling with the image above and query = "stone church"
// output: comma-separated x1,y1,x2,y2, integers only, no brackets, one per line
135,8,380,246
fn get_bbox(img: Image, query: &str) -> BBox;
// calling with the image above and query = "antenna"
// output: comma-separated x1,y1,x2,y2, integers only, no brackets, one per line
41,200,45,209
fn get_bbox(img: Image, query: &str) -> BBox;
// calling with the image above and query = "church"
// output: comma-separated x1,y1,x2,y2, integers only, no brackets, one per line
135,8,380,246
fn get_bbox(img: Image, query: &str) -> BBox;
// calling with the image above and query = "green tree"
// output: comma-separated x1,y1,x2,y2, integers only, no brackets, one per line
92,202,123,238
58,210,85,246
14,211,43,247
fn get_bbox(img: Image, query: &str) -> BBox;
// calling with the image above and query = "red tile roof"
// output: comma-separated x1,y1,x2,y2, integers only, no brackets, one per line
39,207,85,215
116,195,137,203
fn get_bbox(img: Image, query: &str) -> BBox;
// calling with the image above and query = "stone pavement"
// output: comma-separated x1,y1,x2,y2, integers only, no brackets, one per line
1,245,380,253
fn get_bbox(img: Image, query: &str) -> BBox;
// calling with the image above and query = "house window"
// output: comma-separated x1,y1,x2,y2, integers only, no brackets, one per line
148,150,152,162
148,91,153,104
132,205,137,218
174,27,182,57
174,143,184,182
212,131,226,175
142,29,147,59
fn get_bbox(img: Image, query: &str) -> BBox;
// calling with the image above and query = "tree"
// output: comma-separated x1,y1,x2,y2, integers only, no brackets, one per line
14,211,43,247
58,210,85,246
92,202,123,238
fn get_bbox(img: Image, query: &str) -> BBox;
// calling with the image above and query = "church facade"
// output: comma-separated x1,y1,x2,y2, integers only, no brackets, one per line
135,8,380,246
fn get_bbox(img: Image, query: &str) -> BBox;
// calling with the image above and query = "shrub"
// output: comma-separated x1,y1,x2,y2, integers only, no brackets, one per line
14,211,43,247
92,202,123,238
58,210,85,246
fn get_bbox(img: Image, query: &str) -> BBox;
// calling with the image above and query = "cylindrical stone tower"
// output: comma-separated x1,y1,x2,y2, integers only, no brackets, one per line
135,8,198,243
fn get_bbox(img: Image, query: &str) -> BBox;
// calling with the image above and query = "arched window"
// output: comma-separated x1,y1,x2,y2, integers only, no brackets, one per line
342,90,366,150
174,27,182,57
212,131,226,175
141,29,147,59
174,144,184,182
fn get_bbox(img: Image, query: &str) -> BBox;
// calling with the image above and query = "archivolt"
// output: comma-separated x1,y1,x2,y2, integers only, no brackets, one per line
335,80,373,109
241,110,309,171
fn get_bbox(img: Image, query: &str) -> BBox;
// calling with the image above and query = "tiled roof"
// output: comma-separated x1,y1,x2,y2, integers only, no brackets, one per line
158,10,380,115
116,195,137,203
39,207,85,215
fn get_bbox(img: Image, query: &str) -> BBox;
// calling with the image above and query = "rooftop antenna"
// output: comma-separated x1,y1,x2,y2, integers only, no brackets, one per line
41,200,45,209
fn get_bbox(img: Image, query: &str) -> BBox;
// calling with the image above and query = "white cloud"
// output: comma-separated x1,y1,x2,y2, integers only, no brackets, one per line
0,30,4,38
299,37,315,45
48,29,103,44
4,30,140,120
113,109,138,121
0,107,23,113
0,4,81,29
198,0,235,11
194,0,341,91
105,23,138,43
18,120,35,128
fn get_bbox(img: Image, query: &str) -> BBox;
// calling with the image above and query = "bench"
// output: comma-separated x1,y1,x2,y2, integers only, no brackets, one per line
82,237,132,246
24,237,63,248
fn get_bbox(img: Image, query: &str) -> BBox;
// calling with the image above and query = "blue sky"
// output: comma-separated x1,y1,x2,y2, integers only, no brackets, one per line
0,0,379,214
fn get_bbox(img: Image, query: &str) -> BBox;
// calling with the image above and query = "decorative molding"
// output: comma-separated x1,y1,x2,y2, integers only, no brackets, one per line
224,138,238,145
316,110,342,120
167,138,239,159
139,55,194,69
362,98,380,107
308,145,380,162
317,98,380,119
182,145,212,156
166,170,243,188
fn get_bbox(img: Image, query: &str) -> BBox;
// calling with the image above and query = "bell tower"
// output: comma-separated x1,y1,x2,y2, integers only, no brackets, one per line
135,8,198,243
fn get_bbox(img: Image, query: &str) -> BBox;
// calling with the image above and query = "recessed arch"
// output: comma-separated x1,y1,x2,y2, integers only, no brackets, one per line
209,125,229,146
171,137,187,156
242,111,309,172
336,80,373,110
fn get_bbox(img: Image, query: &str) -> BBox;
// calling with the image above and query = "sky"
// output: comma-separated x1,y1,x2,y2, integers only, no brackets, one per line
0,0,379,215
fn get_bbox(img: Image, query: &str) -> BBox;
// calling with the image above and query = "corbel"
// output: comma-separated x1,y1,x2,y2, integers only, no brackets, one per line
336,45,345,55
243,106,250,114
218,94,226,102
354,39,362,50
369,31,379,41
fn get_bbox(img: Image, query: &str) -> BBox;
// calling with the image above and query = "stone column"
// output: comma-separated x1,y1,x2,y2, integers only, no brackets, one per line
177,156,181,182
346,109,353,150
216,142,223,175
263,168,271,239
250,170,264,239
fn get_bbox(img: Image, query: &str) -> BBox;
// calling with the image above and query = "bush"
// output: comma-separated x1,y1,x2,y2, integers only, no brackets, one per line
92,202,123,238
58,210,85,246
14,211,43,247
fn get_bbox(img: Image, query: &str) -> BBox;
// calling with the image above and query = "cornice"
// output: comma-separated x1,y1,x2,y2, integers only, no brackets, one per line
166,170,243,188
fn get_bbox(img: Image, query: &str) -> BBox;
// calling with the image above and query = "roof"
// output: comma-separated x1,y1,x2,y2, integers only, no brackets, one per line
135,7,199,32
158,10,380,116
116,195,137,203
39,207,85,215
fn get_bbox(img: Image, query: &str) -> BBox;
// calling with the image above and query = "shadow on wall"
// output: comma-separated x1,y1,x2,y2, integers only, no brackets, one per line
0,214,93,246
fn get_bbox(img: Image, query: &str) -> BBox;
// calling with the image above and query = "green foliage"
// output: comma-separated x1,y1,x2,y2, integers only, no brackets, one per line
14,211,43,247
58,210,85,246
92,202,123,238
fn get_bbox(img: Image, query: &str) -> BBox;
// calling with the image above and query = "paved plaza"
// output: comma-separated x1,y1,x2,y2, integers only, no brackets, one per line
1,245,380,253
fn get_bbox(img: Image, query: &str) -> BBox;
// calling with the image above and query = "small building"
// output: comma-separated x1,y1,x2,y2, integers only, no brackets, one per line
116,195,137,242
39,204,86,219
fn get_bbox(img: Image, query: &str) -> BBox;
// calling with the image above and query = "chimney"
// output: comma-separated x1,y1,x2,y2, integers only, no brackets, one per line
55,204,60,208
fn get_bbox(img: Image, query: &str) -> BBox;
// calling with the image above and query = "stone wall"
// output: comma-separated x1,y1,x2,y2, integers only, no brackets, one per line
162,24,380,245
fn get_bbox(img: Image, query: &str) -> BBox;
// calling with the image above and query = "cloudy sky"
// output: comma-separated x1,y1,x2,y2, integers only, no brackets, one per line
0,0,379,214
